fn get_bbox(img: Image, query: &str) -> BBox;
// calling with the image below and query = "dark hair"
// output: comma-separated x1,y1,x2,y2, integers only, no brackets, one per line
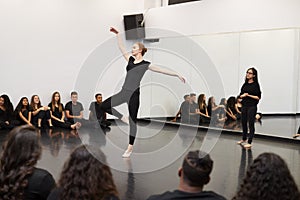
51,91,63,113
245,67,259,84
95,93,102,99
30,95,42,111
226,96,236,111
58,145,118,200
183,94,190,100
208,96,216,107
190,93,196,97
233,152,300,200
182,150,213,187
0,94,14,113
136,42,147,56
219,98,226,106
0,125,41,199
71,91,78,96
197,94,206,110
15,97,29,115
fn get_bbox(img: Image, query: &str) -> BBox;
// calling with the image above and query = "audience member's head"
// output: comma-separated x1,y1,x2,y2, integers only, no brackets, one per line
95,93,103,103
0,125,42,199
0,94,14,112
70,91,78,103
219,98,227,106
15,97,29,113
183,94,190,101
233,152,300,200
197,94,206,109
226,96,236,110
179,150,213,188
190,93,197,103
57,145,118,200
208,96,216,107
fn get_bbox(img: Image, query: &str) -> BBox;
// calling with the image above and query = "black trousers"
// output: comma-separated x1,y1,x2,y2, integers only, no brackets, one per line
0,120,14,130
52,119,72,129
31,110,51,127
101,89,140,145
241,106,257,144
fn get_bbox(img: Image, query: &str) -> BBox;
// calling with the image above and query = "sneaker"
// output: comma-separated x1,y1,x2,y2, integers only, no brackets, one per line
122,150,132,158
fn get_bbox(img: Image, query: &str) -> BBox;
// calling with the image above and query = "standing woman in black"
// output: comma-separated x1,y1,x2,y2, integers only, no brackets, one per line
237,67,261,148
106,27,185,157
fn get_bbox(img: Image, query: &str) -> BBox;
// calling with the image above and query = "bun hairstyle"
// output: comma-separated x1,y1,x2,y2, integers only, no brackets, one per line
137,42,148,56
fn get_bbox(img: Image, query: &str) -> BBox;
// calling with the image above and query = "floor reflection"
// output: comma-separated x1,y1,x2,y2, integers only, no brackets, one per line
152,115,300,139
0,121,299,200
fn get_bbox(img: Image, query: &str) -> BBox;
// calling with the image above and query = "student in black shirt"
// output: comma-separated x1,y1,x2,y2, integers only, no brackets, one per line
102,27,185,158
0,95,14,130
47,145,119,200
14,97,33,126
48,91,81,130
147,150,226,200
196,94,210,124
0,125,55,200
89,93,111,128
237,67,261,148
207,96,226,124
171,94,190,123
30,95,53,128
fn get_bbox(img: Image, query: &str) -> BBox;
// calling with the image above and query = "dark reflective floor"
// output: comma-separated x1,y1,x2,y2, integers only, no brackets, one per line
0,119,300,200
154,115,300,139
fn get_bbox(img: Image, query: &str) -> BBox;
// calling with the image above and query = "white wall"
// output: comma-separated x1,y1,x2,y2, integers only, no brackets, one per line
145,0,300,36
0,0,144,117
143,0,300,114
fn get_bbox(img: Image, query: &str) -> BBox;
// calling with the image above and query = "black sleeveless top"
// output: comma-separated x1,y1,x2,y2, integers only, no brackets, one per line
122,56,150,93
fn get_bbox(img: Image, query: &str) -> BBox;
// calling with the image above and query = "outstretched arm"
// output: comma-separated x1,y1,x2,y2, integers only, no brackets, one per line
110,27,130,62
148,65,186,83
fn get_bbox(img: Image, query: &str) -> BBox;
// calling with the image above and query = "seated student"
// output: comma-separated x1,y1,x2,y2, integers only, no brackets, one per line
0,125,55,199
189,93,200,125
218,98,227,120
207,96,226,124
196,94,210,124
65,91,85,124
89,93,111,128
226,96,238,121
0,95,14,130
47,145,119,200
14,97,33,126
171,94,190,123
147,150,226,200
48,91,81,130
235,95,242,120
233,152,300,200
30,95,53,128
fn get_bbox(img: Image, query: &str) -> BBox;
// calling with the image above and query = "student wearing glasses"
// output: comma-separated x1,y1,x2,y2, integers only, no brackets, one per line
237,67,261,148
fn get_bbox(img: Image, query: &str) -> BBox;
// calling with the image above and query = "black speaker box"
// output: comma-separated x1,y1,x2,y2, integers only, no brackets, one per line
123,14,145,40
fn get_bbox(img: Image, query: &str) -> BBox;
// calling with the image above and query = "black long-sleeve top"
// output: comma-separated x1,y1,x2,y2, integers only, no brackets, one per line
240,82,261,107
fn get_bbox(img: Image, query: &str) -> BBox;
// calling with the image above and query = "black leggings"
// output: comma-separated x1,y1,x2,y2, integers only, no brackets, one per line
31,110,51,127
241,106,257,144
101,89,140,145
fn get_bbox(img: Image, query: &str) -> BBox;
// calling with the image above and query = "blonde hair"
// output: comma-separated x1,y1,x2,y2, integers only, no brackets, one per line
136,42,147,56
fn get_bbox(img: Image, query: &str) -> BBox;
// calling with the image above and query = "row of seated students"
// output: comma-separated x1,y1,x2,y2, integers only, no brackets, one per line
172,93,262,125
0,125,299,200
0,91,111,131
